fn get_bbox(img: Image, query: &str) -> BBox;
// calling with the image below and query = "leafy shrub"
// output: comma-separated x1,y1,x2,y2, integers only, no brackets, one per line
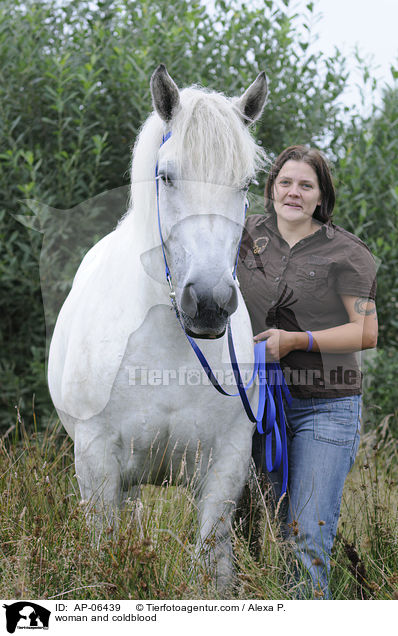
0,0,353,431
362,348,398,437
333,83,398,350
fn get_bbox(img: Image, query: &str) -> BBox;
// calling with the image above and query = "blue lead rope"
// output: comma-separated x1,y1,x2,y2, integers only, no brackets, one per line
181,318,291,497
155,131,291,497
265,363,292,496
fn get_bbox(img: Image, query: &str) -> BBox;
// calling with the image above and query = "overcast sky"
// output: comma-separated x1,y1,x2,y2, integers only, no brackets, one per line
291,0,398,110
205,0,398,112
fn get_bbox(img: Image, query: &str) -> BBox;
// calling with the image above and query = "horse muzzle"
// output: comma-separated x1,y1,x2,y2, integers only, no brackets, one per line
179,279,238,338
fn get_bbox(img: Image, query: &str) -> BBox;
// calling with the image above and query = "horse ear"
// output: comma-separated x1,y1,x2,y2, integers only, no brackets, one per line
150,64,181,122
236,72,268,125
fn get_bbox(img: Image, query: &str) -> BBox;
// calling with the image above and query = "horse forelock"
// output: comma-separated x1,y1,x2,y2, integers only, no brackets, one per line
126,84,267,224
172,87,267,186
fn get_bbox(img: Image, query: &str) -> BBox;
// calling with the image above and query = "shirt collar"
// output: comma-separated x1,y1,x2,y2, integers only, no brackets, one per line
324,222,335,239
260,213,335,239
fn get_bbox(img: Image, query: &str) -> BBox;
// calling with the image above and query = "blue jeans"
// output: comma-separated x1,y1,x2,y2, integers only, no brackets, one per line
253,394,362,599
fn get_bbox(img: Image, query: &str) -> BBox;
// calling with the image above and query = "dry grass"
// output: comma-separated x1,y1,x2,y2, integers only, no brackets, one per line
0,415,397,600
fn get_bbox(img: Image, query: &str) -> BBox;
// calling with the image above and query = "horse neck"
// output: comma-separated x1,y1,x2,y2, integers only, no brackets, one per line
124,195,158,250
117,191,171,303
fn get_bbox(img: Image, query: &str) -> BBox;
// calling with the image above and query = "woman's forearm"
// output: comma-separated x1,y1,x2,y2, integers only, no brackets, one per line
293,322,377,354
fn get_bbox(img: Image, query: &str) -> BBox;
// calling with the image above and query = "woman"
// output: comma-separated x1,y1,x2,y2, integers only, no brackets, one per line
237,145,378,599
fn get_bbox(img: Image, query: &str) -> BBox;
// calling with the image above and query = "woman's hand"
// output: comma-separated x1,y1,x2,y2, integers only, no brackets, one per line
253,328,298,361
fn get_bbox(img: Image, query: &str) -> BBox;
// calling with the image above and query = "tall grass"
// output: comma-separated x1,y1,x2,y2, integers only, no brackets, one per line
0,413,397,600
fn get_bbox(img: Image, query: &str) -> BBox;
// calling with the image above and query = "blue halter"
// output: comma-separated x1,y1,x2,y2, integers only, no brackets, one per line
155,131,291,496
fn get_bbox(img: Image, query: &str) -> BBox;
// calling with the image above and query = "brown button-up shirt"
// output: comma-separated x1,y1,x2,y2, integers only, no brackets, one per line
237,213,377,398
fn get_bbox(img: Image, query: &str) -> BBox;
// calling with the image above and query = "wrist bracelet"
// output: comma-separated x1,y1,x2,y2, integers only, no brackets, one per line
306,330,313,352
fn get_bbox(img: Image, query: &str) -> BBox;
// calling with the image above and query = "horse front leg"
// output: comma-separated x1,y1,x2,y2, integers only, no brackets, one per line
195,451,251,593
196,498,235,592
74,421,123,541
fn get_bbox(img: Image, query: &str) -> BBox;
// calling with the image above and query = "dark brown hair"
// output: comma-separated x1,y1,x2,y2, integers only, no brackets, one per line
264,145,335,223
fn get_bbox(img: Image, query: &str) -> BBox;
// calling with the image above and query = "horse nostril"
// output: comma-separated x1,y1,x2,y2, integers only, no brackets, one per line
180,283,198,318
214,283,238,316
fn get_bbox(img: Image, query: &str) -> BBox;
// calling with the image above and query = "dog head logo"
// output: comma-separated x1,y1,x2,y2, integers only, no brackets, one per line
3,602,50,633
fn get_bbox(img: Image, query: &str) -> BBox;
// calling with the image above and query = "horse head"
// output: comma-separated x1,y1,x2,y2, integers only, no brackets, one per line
143,65,268,338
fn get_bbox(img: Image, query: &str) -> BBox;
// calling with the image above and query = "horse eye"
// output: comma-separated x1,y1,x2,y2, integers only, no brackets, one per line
160,173,173,187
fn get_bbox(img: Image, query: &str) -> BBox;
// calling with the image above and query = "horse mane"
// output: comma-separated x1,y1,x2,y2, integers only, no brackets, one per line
125,84,267,222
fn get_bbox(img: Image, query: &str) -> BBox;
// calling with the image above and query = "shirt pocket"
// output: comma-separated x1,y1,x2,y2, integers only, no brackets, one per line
295,262,330,296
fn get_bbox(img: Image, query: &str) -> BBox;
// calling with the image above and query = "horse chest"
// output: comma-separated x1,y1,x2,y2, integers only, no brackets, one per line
100,304,253,458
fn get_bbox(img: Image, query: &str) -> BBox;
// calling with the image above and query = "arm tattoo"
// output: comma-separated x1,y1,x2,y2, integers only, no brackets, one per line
354,298,376,316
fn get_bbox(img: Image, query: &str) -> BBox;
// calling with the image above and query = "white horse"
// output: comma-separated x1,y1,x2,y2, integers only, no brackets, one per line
48,65,268,590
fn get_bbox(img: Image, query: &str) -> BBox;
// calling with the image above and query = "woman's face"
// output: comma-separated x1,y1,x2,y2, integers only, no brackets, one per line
272,160,322,224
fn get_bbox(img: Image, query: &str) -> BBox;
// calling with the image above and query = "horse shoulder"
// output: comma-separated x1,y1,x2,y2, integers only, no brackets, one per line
48,229,147,421
72,231,116,288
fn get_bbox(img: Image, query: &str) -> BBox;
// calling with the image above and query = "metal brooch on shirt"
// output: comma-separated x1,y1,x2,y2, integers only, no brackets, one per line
252,236,269,254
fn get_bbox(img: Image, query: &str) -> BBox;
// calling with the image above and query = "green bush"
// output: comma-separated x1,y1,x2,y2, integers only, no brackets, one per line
333,83,398,350
362,348,398,437
1,1,397,432
0,0,355,431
